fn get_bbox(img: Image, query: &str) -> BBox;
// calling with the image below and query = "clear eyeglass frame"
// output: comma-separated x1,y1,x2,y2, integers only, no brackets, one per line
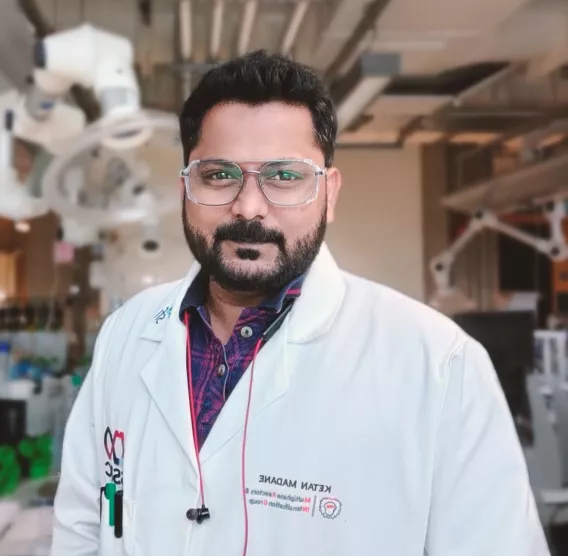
179,158,326,207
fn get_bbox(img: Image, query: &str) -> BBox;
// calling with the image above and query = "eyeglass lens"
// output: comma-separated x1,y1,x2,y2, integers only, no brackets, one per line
186,160,319,206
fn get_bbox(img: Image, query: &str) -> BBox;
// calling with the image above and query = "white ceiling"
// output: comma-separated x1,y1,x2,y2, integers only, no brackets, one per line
35,0,568,81
24,0,568,146
382,0,568,74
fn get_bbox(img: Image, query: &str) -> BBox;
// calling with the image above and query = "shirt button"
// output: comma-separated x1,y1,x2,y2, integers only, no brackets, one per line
240,326,253,339
216,364,226,377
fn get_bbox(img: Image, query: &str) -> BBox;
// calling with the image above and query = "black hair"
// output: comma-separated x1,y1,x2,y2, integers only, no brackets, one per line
178,50,337,167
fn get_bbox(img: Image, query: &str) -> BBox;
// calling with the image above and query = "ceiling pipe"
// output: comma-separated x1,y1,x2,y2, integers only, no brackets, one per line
209,0,225,60
175,0,194,101
281,1,309,56
396,63,519,146
178,0,193,60
18,0,100,122
453,108,567,166
324,0,393,81
332,52,400,133
238,0,259,56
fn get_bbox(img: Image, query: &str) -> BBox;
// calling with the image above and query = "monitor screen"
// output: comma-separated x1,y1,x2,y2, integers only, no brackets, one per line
453,311,534,446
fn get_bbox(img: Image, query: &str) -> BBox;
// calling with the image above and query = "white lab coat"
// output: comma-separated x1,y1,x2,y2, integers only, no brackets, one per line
52,244,549,556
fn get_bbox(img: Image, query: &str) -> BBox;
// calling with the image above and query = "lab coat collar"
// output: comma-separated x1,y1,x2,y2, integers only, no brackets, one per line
138,243,344,469
140,242,345,345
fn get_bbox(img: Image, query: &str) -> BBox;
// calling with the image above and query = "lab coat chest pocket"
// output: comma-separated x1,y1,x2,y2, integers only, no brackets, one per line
99,492,136,556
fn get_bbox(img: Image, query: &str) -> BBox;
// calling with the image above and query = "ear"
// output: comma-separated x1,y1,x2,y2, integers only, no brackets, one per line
324,167,342,223
180,177,186,200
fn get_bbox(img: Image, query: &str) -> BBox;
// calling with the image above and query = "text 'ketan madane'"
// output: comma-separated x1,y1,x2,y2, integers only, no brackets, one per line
258,475,332,494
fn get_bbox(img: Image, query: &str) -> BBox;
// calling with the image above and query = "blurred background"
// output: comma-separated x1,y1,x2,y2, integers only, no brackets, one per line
2,0,568,553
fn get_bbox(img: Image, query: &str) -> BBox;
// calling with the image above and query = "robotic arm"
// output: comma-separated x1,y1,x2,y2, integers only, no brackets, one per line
12,70,86,155
32,24,150,150
0,24,147,155
430,201,568,296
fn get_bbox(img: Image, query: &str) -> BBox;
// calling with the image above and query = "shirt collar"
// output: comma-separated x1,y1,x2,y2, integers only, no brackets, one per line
178,271,305,322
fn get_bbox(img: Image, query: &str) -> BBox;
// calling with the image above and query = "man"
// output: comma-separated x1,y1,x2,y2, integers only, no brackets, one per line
52,51,549,555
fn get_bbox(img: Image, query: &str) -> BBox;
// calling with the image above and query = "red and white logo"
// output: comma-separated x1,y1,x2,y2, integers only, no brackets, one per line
103,427,125,485
319,497,342,519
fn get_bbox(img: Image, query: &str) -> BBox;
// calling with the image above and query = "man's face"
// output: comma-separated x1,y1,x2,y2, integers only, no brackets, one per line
182,101,341,294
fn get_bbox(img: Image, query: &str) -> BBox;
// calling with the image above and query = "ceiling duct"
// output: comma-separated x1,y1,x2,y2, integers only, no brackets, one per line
442,148,568,214
341,62,517,144
324,0,393,80
383,62,510,97
331,52,400,133
281,1,309,56
429,106,552,134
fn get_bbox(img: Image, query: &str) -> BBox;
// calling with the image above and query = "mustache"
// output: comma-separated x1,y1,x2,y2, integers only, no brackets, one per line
214,220,285,248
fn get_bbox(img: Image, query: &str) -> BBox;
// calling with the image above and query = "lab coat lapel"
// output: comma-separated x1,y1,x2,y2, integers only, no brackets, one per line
200,243,346,462
139,243,346,467
139,264,201,472
200,327,288,463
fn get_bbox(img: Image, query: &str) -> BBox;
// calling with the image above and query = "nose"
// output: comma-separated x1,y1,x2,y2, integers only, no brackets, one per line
230,172,269,220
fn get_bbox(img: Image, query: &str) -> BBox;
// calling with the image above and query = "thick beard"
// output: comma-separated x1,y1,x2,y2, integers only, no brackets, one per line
182,204,327,295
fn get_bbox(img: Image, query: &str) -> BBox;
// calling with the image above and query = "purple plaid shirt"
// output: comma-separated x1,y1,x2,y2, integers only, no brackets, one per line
179,272,304,450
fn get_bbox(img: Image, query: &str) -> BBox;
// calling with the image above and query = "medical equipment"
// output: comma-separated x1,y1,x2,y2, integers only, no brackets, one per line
90,223,192,316
429,200,568,311
0,110,48,221
41,110,180,229
34,23,149,151
0,86,85,158
454,311,535,444
15,72,87,155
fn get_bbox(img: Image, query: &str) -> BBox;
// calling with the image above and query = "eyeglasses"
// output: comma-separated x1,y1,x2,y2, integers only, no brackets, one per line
180,158,325,207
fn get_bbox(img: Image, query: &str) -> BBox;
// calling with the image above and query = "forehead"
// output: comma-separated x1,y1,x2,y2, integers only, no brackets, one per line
191,102,323,164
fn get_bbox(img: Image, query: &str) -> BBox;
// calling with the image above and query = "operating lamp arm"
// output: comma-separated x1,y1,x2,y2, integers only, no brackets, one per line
430,202,568,294
483,212,562,257
429,216,484,291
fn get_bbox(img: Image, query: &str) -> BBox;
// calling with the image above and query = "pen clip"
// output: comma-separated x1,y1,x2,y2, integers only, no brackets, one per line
104,483,117,527
99,487,105,523
114,490,124,539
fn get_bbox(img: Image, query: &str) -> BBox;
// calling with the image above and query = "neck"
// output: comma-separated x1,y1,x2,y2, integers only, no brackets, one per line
206,280,267,343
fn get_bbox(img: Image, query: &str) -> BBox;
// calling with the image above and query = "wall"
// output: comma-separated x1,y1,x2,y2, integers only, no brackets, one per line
421,144,450,300
327,147,424,301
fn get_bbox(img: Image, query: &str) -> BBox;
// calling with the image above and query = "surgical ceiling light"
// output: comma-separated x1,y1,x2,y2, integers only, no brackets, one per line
41,110,180,229
34,23,150,151
332,52,400,133
238,0,259,56
281,1,309,56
